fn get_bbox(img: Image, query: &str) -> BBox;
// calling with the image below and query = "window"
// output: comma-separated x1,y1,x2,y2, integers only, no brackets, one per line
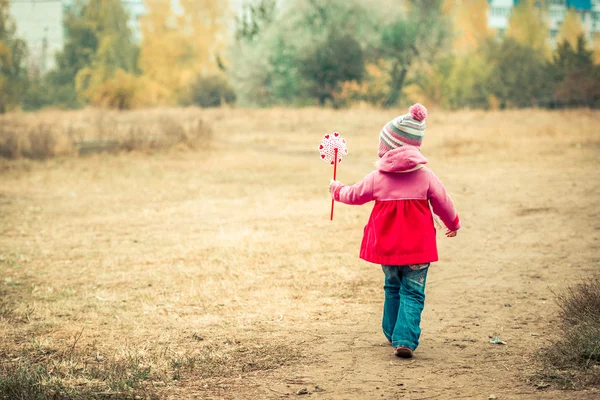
550,9,565,20
490,7,510,17
550,0,566,5
550,29,558,39
593,12,600,30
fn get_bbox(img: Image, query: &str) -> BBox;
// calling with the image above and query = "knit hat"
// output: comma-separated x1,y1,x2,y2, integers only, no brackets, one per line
378,103,427,158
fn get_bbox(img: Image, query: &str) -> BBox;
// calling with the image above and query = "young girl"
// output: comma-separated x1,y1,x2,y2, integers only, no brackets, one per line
329,103,460,359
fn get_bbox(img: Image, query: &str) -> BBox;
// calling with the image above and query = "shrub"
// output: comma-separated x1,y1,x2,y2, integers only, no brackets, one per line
0,123,73,160
188,75,236,108
298,31,365,106
539,275,600,388
0,110,213,160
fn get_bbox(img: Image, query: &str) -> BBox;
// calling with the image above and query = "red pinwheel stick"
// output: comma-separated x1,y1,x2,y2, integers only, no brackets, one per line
330,148,338,221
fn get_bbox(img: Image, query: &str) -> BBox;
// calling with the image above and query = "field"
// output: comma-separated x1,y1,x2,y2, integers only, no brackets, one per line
1,108,599,399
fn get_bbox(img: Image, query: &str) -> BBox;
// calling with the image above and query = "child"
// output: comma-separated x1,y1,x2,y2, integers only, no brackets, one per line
329,103,460,359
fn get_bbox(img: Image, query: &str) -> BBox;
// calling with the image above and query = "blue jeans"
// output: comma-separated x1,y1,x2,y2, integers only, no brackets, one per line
381,264,429,350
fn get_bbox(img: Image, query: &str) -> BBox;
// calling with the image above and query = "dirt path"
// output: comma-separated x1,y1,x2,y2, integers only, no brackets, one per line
215,159,599,400
1,109,599,399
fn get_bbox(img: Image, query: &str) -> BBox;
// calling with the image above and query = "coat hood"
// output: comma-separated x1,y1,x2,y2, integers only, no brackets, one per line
378,146,428,173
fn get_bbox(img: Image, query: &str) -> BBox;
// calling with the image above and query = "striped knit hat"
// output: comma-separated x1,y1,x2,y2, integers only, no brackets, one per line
378,103,428,158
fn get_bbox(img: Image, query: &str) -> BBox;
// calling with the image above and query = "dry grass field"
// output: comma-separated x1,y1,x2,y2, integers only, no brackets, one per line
0,107,599,399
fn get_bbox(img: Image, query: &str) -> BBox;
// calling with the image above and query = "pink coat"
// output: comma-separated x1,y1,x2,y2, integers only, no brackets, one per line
331,146,460,265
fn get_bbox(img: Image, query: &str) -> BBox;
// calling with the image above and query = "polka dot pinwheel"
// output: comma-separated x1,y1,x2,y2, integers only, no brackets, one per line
319,132,348,220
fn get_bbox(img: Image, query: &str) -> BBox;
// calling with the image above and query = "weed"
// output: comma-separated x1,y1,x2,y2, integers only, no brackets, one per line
538,275,600,388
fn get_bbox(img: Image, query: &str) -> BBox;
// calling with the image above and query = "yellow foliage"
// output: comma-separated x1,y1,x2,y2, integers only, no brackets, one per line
557,8,585,48
76,68,142,110
332,62,391,107
444,0,492,53
139,0,230,105
0,40,9,61
507,0,550,57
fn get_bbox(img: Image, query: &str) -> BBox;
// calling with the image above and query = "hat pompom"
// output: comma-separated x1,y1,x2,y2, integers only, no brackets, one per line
409,103,427,122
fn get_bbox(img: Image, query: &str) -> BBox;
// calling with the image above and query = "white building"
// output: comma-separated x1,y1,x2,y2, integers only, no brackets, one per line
488,0,600,44
9,0,145,75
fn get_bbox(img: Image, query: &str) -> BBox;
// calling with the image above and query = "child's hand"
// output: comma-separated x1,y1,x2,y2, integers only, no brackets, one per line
329,179,340,193
445,229,457,238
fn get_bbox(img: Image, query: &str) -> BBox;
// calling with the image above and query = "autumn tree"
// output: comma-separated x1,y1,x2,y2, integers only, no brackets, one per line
74,0,139,108
506,0,549,56
0,0,28,113
34,3,98,109
444,0,492,54
556,8,585,49
139,0,229,105
380,0,450,106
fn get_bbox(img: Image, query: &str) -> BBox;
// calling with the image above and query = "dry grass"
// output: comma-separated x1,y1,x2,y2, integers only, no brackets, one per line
0,108,213,160
0,107,599,399
537,276,600,388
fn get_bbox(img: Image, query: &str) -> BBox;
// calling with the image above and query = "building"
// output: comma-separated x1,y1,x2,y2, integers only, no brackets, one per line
9,0,145,75
488,0,600,43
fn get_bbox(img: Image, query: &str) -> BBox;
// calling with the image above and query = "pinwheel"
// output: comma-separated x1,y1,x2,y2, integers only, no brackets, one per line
318,132,348,220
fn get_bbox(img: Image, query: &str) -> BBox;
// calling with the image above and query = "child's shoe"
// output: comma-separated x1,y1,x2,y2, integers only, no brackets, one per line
394,346,413,358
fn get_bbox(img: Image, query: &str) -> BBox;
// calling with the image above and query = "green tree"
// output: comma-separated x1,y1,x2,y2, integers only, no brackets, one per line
483,38,551,108
37,4,98,109
25,0,139,110
229,0,378,106
298,31,364,105
0,0,28,113
187,74,236,107
236,0,277,43
74,0,139,107
549,35,600,108
379,0,450,106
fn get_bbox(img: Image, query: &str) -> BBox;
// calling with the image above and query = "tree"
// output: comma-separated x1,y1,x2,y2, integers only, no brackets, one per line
74,0,139,107
139,0,229,105
549,35,600,108
28,0,139,110
298,31,364,105
506,0,549,57
483,38,551,108
229,0,378,106
236,0,277,43
0,0,28,113
379,0,450,106
187,74,236,107
556,8,585,49
445,0,492,54
379,19,419,107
